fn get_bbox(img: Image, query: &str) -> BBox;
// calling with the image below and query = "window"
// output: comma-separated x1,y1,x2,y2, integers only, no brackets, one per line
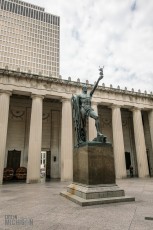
6,1,10,11
20,5,23,14
4,1,7,10
1,0,4,9
40,12,43,21
36,10,38,20
23,6,26,16
26,7,28,17
38,11,40,20
33,10,36,19
15,4,18,13
19,4,21,14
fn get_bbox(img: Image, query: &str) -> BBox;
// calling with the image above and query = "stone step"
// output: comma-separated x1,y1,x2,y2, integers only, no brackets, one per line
60,191,135,206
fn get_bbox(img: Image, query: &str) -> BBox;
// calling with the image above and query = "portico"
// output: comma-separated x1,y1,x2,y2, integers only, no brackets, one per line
0,69,153,184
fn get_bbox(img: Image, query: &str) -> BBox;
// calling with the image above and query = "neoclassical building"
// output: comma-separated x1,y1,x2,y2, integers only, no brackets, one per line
0,68,153,184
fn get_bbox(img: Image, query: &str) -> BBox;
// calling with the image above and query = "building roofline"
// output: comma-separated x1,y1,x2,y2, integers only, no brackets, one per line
0,68,152,99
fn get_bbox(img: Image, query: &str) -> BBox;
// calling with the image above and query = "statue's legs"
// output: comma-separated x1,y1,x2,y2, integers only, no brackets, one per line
89,110,102,136
80,108,87,141
82,117,87,137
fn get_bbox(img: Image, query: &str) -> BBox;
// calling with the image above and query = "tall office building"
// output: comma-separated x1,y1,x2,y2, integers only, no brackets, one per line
0,0,60,77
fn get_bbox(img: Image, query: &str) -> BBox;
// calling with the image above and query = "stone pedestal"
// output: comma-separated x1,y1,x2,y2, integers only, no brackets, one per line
73,143,115,185
60,143,135,206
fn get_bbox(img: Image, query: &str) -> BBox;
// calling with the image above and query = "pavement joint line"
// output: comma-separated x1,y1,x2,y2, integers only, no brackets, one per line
128,207,137,230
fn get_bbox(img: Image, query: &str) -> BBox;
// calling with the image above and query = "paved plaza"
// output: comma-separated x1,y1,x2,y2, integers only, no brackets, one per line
0,178,153,230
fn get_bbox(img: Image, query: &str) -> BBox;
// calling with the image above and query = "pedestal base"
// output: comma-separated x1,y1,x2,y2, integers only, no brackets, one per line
60,183,135,206
60,142,135,206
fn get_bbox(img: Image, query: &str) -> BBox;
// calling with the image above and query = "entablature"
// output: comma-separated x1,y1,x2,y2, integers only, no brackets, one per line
0,68,153,109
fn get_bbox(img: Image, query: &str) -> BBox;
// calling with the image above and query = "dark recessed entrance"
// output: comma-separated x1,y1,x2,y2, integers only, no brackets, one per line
125,152,131,170
7,149,21,172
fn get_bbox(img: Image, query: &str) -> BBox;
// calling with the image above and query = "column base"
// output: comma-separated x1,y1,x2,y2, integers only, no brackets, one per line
60,183,135,206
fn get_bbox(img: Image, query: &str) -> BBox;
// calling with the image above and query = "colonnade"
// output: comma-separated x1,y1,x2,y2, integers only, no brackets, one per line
0,90,152,184
88,102,151,179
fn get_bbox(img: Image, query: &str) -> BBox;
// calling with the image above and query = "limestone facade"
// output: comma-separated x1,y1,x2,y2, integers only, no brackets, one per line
0,68,153,184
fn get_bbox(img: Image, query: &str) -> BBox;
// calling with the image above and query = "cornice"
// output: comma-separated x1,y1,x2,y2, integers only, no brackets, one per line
0,68,153,100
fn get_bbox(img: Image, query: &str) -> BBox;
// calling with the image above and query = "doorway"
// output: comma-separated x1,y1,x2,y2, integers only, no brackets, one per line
146,149,152,177
7,149,21,172
46,151,51,179
125,152,131,170
41,151,51,180
4,150,21,181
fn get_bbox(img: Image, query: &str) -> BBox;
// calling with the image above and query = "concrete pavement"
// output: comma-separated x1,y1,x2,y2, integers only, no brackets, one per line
0,178,153,230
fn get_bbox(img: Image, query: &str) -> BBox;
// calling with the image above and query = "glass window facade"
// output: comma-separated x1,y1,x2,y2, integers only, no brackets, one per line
0,0,60,78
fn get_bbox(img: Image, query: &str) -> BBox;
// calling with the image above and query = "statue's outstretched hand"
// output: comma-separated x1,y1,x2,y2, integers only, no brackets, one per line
98,75,103,81
99,67,104,81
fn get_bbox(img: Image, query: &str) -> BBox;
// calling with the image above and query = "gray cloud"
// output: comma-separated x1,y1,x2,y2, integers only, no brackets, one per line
23,0,153,92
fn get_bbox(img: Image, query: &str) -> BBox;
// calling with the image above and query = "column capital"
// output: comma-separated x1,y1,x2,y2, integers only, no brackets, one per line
31,94,44,100
130,107,141,112
61,98,71,103
0,90,12,96
111,104,122,110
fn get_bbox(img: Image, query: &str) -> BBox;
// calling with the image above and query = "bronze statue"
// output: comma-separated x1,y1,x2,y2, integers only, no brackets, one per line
72,67,106,146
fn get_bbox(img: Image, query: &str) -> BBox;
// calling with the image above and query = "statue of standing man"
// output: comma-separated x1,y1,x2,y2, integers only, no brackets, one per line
72,67,106,146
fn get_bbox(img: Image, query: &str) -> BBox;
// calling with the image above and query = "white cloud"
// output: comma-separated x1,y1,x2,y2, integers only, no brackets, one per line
24,0,153,92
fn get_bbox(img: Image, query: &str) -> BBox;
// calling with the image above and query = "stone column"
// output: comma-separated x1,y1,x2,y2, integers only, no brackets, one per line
0,91,11,184
26,95,44,183
61,98,73,181
89,102,98,141
132,108,149,177
111,105,127,178
148,110,153,150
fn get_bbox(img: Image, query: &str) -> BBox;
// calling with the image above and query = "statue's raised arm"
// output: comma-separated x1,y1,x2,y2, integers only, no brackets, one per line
90,67,104,97
72,66,107,146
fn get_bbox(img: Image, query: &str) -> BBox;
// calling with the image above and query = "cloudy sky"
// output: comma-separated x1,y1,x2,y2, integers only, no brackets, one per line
24,0,153,92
